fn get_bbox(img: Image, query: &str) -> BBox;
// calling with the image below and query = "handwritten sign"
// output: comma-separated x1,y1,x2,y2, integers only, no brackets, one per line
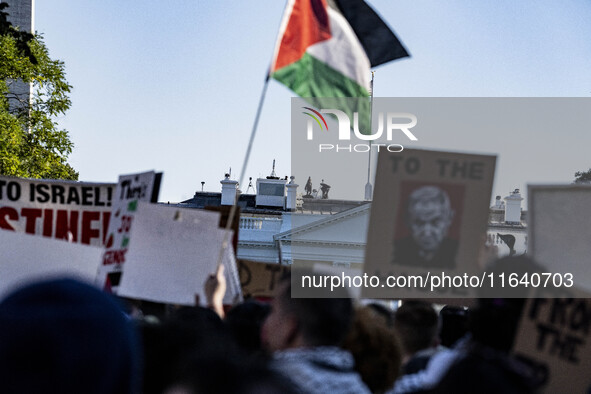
0,176,114,246
238,260,291,298
512,287,591,393
95,171,162,290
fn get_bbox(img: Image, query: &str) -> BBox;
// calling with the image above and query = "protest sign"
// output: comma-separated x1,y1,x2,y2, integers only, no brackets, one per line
512,287,591,393
0,229,102,298
117,202,242,306
204,205,241,252
238,259,291,298
95,171,162,290
363,148,496,299
0,175,114,246
528,185,591,293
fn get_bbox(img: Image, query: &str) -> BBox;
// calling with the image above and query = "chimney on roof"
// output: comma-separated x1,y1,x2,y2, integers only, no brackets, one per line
285,176,298,211
220,173,238,205
504,188,523,224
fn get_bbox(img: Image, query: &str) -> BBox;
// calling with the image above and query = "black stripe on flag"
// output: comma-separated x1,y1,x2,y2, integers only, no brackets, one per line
335,0,410,67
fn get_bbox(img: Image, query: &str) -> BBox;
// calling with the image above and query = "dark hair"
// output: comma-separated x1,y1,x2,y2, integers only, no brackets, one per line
470,298,526,352
439,306,469,348
342,306,402,393
0,278,139,394
366,302,395,327
277,277,353,347
225,300,271,356
140,306,231,394
394,301,438,355
471,255,542,352
171,353,298,394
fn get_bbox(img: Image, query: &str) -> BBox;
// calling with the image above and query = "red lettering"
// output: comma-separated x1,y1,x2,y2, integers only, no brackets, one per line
102,249,127,265
55,210,79,242
21,208,42,234
43,209,53,237
0,207,18,231
102,211,111,245
81,211,100,245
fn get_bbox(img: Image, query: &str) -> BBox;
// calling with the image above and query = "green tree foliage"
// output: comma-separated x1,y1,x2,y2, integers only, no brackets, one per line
574,169,591,184
0,2,77,180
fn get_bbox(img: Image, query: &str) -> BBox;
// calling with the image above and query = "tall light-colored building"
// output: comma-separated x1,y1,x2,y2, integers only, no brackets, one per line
4,0,34,31
4,0,35,112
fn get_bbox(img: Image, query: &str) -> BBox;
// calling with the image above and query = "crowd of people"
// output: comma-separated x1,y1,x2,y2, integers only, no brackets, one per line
0,256,551,393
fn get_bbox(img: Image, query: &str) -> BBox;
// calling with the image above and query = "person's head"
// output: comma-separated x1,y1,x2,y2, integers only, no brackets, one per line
393,301,439,359
140,306,230,394
439,306,469,348
0,278,140,394
406,186,454,252
225,300,271,356
342,306,402,393
261,276,353,352
366,302,395,327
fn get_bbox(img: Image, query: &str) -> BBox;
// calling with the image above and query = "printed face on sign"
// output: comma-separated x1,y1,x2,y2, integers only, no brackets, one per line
407,186,454,252
392,181,465,270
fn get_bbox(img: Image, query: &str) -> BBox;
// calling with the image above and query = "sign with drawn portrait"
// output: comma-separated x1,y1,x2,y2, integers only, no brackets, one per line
391,180,465,270
363,148,496,299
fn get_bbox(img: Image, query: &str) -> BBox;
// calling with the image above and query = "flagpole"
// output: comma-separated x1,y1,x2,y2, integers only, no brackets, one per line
364,71,375,201
212,0,288,281
215,75,271,270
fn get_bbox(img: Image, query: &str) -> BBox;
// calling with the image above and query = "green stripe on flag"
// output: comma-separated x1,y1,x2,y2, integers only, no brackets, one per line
272,52,369,98
273,53,371,134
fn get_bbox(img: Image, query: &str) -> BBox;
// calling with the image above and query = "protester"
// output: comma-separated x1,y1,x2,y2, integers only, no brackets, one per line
390,257,543,394
438,305,469,348
139,305,230,394
366,302,396,327
261,274,371,393
163,352,298,394
225,299,271,358
431,298,537,394
342,305,403,393
393,300,441,374
0,278,140,394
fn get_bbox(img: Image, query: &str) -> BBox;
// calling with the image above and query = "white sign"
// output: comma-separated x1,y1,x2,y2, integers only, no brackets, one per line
0,175,114,246
528,185,591,293
0,230,102,299
96,170,161,290
117,202,241,306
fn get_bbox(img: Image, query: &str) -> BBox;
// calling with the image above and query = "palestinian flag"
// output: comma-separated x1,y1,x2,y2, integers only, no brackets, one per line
270,0,409,101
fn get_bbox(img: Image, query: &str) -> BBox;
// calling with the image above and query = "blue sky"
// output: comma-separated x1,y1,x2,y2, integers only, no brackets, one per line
34,1,591,204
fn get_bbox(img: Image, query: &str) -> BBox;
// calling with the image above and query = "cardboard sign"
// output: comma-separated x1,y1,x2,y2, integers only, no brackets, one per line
512,287,591,393
0,230,102,299
95,171,162,290
204,205,241,252
238,260,291,298
528,185,591,293
0,176,114,246
117,203,242,306
363,149,496,299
